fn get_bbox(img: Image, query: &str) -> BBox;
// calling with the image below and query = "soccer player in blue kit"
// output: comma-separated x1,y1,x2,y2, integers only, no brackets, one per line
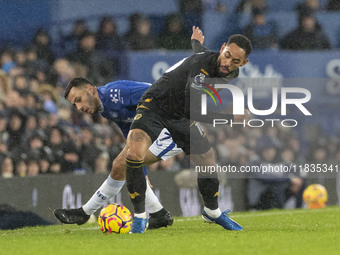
54,78,182,229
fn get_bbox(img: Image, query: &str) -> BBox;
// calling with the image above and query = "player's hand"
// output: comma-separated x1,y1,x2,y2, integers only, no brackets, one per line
191,26,205,45
233,109,250,123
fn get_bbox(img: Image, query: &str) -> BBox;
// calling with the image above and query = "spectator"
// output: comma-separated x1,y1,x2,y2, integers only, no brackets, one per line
203,0,227,13
96,16,124,51
14,159,27,177
0,71,10,103
0,140,8,160
247,136,304,209
67,31,115,84
94,151,110,174
0,49,16,74
36,112,50,137
157,14,191,50
14,49,27,69
280,14,331,50
235,0,267,14
125,15,156,50
53,58,76,90
23,114,38,142
37,84,59,114
50,160,62,174
32,28,55,65
327,0,340,10
13,74,29,91
1,156,14,178
39,156,50,174
25,133,45,159
80,125,100,172
178,0,204,30
64,19,90,54
0,111,9,144
25,93,39,113
27,158,40,176
297,0,321,20
124,13,143,43
48,126,64,162
24,45,49,80
7,109,26,151
307,145,329,164
243,10,278,49
61,140,86,174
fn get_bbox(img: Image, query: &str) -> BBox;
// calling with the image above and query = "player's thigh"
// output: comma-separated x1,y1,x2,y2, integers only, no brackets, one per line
144,150,161,165
170,119,211,155
128,109,166,160
126,129,152,160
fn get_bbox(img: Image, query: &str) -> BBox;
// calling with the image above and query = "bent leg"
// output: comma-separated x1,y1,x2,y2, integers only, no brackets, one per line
125,129,152,214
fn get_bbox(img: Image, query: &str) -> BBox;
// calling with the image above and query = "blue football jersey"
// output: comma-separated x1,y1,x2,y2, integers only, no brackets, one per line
97,80,151,137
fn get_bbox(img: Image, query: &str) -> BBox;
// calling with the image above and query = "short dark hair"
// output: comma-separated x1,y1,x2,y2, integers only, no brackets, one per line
227,34,252,58
64,77,93,99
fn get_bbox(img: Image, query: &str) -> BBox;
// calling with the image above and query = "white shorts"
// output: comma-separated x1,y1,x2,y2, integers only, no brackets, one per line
149,128,183,161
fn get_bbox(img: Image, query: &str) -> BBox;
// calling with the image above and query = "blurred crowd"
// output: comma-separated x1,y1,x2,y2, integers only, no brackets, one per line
0,0,339,210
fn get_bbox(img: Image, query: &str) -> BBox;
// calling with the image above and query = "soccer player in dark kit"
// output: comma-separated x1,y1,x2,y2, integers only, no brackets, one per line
126,26,252,233
53,27,212,229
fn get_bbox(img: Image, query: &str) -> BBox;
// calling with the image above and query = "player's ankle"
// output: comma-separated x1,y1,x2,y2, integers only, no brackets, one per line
204,207,221,218
81,206,91,216
135,212,147,218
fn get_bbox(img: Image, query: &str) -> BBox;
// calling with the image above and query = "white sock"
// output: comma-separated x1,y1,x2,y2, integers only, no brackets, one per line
204,206,222,218
82,175,125,215
145,180,163,214
134,212,147,218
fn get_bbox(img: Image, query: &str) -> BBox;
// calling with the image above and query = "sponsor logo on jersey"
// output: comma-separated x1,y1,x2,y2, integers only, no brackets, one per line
110,89,124,104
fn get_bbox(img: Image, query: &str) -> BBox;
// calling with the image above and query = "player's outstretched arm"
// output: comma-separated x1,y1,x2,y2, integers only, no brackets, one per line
191,26,205,44
191,26,210,53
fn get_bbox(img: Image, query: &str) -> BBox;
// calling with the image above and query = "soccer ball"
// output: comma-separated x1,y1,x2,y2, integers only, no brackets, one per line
303,184,328,209
98,203,133,234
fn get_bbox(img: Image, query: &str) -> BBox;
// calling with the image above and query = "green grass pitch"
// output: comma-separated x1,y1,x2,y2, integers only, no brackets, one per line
1,207,340,255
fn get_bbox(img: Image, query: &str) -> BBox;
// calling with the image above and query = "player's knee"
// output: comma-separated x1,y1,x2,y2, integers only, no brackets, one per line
200,148,216,161
126,129,150,161
126,149,145,161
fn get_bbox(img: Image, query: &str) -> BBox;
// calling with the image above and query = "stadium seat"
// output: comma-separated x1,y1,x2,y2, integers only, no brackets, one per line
266,0,301,12
266,11,298,37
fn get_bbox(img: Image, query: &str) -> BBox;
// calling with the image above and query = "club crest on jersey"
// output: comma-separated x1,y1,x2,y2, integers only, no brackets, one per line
110,111,118,118
191,73,206,90
134,114,142,120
